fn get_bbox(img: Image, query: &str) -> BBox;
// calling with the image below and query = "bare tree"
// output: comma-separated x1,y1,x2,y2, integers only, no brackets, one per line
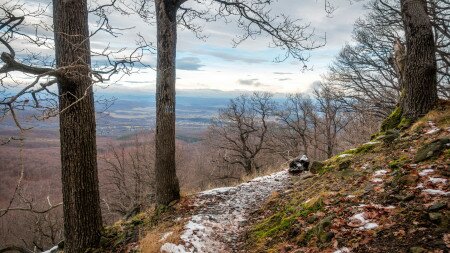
101,135,155,219
312,83,351,158
144,0,326,205
208,92,276,175
273,93,314,160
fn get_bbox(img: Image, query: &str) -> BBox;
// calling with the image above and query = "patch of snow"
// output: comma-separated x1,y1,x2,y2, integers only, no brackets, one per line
200,187,235,195
42,246,58,253
338,154,353,158
346,195,356,198
371,178,383,183
419,169,435,176
351,213,367,224
429,177,448,184
361,163,370,170
161,170,290,252
334,247,351,253
359,222,379,230
364,141,380,145
350,213,378,230
357,204,395,210
422,189,450,196
160,243,189,253
425,128,440,135
373,170,388,177
416,183,424,189
160,232,173,242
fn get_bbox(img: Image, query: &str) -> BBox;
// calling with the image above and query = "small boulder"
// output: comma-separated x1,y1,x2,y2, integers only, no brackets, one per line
289,155,310,174
382,129,400,144
428,202,447,212
338,160,352,171
415,137,450,162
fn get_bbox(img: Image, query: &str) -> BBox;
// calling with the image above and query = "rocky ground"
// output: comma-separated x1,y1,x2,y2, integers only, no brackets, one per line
243,105,450,253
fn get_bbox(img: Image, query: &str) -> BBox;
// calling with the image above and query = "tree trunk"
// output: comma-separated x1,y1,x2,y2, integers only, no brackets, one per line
53,0,102,252
154,0,181,206
400,0,438,119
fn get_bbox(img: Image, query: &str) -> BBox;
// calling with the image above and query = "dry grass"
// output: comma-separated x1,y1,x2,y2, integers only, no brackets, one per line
410,100,450,131
140,218,186,253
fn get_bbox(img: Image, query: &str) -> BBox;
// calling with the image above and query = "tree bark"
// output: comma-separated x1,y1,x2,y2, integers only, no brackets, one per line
53,0,103,252
154,0,181,205
400,0,438,119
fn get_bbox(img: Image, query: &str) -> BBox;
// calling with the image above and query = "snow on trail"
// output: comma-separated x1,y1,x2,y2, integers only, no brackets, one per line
160,170,290,253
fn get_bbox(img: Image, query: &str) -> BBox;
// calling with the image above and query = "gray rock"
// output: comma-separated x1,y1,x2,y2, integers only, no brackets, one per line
415,137,450,162
428,202,447,212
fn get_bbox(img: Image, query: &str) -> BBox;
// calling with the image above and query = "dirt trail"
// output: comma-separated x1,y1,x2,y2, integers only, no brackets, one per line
160,170,291,253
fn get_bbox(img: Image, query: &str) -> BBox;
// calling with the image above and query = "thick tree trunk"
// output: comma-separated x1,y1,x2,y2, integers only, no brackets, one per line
400,0,438,119
154,0,181,205
53,0,102,252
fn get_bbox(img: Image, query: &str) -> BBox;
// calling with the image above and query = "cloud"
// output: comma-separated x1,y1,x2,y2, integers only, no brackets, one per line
273,72,294,75
194,48,267,64
176,57,204,71
278,78,291,81
238,78,265,87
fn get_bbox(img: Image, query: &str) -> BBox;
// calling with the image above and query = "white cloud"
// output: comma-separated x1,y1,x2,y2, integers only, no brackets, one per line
2,0,367,94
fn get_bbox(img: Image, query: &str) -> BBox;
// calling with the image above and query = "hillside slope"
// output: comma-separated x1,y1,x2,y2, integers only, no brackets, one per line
244,103,450,253
88,103,449,253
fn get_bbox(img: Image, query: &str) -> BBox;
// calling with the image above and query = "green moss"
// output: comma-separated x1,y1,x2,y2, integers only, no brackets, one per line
444,149,450,160
388,155,410,169
250,198,324,241
381,107,403,132
297,215,334,247
252,212,294,239
357,143,378,154
398,117,412,129
321,154,354,173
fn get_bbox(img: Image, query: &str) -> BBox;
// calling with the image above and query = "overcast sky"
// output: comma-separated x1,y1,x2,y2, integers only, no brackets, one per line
7,0,368,95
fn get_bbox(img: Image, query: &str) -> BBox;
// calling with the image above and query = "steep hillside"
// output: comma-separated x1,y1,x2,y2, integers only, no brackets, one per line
83,103,449,253
244,103,450,253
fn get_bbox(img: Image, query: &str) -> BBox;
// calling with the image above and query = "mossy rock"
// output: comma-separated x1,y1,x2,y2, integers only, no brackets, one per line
388,155,410,169
381,129,400,144
414,137,450,162
381,107,403,132
310,161,324,174
338,160,352,171
319,231,334,243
